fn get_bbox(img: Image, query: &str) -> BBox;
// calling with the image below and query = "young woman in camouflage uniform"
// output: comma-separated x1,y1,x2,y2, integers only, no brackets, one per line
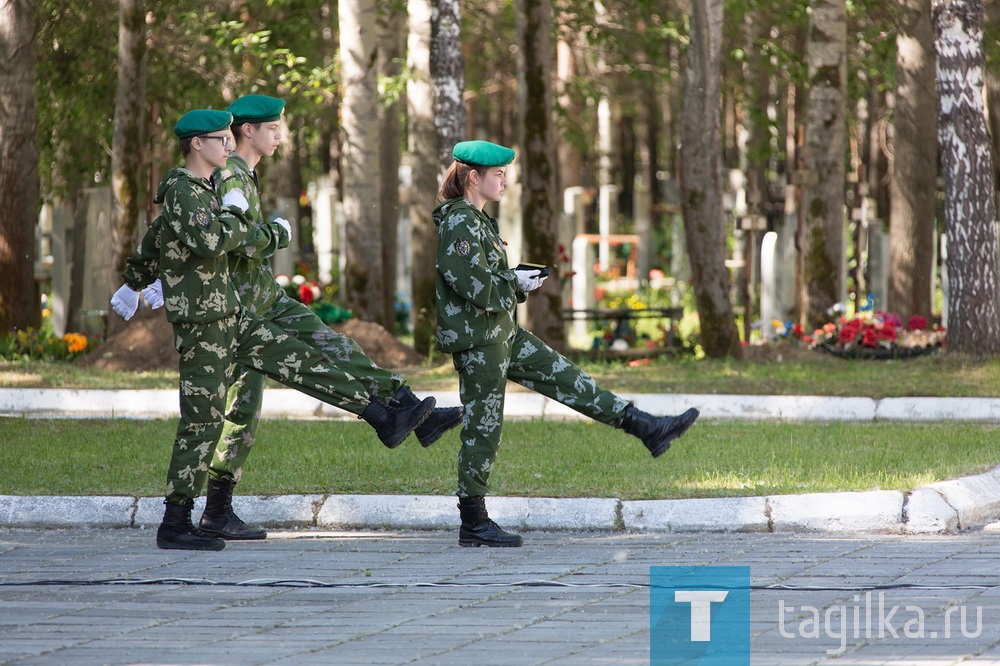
111,109,437,551
434,140,700,548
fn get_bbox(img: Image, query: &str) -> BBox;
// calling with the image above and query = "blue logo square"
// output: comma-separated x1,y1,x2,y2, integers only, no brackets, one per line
650,566,750,665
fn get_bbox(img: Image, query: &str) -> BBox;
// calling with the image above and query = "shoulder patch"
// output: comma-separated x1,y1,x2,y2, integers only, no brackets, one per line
195,210,210,227
454,238,471,257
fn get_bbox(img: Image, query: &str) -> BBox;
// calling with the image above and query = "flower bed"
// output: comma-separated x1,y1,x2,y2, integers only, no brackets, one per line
810,312,945,360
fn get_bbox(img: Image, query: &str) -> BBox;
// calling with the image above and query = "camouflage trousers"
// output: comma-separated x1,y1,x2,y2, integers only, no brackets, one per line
166,306,404,503
210,294,404,483
452,326,630,498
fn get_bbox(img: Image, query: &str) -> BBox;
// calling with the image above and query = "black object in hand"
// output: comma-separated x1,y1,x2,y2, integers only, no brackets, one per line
515,262,549,278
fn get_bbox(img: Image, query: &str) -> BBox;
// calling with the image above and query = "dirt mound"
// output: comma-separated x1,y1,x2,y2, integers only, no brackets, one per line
81,307,178,372
81,309,425,372
330,319,425,369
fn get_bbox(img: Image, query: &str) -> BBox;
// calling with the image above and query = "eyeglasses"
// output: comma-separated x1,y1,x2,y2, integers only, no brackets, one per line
201,134,232,148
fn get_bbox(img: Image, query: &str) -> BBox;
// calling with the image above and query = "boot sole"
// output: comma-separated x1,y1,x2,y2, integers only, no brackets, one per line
156,537,225,551
459,538,523,548
198,527,268,540
650,407,700,458
417,411,464,448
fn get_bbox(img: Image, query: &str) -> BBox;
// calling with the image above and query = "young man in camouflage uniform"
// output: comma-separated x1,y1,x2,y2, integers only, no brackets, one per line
115,96,461,543
111,109,437,551
434,140,701,548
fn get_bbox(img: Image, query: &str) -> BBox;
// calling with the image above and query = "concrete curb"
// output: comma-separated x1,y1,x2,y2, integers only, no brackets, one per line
5,388,1000,422
5,464,1000,534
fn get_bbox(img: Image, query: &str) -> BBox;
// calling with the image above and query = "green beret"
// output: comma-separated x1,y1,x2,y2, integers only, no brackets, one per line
174,109,233,139
228,94,285,125
452,140,515,167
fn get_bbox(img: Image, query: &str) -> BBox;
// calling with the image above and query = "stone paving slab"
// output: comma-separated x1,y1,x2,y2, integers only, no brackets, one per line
3,528,1000,664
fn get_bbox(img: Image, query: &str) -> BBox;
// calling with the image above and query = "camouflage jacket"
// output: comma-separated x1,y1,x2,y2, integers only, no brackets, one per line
121,157,288,317
122,167,254,324
433,197,525,353
214,153,289,313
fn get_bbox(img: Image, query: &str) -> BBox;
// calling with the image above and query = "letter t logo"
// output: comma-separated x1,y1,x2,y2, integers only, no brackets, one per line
674,591,729,641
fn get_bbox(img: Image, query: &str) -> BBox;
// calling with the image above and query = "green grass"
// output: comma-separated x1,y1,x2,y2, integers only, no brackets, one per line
5,349,1000,397
4,350,1000,499
4,417,998,499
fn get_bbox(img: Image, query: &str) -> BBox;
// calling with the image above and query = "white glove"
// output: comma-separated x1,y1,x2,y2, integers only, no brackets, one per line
222,190,249,212
110,285,139,320
142,279,164,310
274,217,292,239
514,268,546,293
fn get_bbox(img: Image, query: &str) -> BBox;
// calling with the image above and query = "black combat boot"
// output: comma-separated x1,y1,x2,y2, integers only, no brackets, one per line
457,496,523,548
156,500,225,551
199,477,267,540
360,387,436,449
392,386,464,447
620,404,700,458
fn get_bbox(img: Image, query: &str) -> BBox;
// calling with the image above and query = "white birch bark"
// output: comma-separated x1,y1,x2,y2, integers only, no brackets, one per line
799,0,847,327
932,0,1000,355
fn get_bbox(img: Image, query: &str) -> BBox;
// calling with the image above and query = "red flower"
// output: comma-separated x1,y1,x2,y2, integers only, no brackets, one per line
792,322,803,339
861,326,879,347
907,315,928,331
838,318,863,344
877,325,898,342
299,283,320,305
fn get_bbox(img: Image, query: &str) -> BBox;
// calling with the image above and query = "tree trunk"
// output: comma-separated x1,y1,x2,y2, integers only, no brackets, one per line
933,0,1000,355
679,0,742,358
890,0,937,322
431,0,466,171
339,0,388,327
0,0,40,332
377,3,405,333
109,0,147,336
407,0,437,355
798,0,848,328
555,27,582,190
516,0,565,352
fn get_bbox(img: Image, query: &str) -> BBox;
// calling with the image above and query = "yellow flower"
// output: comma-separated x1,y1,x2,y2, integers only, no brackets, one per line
63,332,88,354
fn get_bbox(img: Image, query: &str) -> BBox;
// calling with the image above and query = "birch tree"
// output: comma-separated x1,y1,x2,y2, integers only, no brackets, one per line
932,0,1000,355
431,0,465,171
0,0,40,332
340,0,390,327
679,0,741,358
798,0,847,328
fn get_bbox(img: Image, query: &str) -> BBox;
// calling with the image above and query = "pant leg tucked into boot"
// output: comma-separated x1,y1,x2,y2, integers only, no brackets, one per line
457,496,523,548
157,500,226,551
199,477,266,540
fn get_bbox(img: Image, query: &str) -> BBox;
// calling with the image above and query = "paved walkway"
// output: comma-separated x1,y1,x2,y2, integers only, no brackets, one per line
3,528,1000,665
